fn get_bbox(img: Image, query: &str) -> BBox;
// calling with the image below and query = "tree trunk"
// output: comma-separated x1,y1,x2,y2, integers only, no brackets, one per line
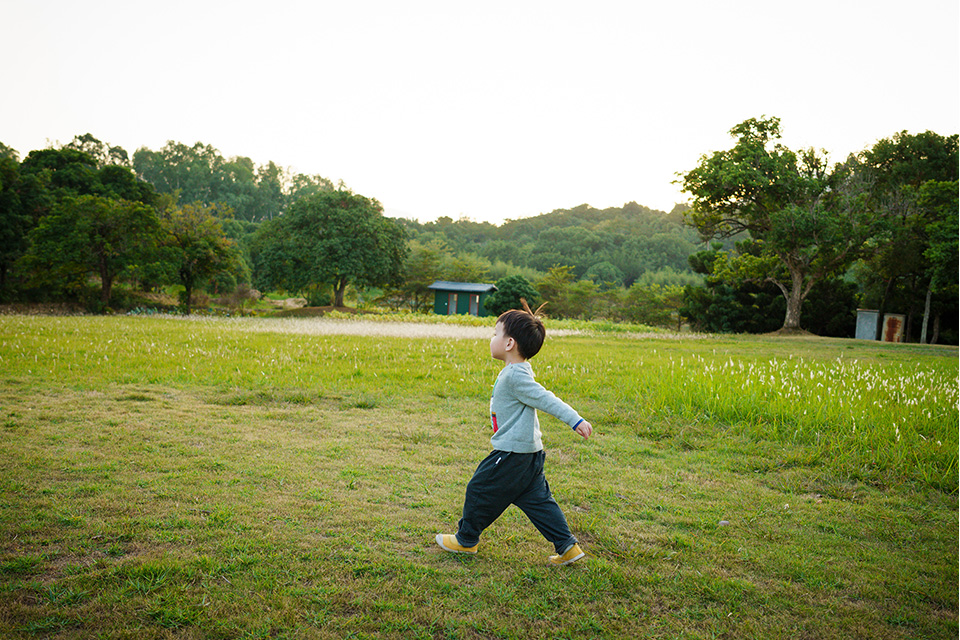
780,268,804,331
920,280,933,344
182,282,193,314
99,255,112,307
180,267,194,314
101,276,113,307
782,290,802,330
334,279,347,308
931,313,941,344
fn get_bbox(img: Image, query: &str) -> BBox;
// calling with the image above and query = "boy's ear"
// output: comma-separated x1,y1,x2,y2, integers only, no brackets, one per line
504,336,516,351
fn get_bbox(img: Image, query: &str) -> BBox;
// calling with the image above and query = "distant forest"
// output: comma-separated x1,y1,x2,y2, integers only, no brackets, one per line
1,130,956,344
400,202,702,286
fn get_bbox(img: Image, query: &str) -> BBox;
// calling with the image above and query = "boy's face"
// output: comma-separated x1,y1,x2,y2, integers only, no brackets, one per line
490,321,512,361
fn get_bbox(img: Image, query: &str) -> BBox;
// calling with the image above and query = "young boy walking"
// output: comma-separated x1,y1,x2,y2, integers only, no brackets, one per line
436,303,593,565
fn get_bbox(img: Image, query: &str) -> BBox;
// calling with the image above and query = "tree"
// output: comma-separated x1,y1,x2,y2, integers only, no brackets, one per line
160,202,241,313
20,148,100,196
253,161,286,221
441,252,490,283
63,133,130,168
678,117,878,332
251,190,407,307
534,265,601,319
0,142,18,161
916,180,959,343
562,279,601,319
385,239,448,312
286,172,336,204
584,261,624,289
21,195,160,308
483,275,539,316
19,145,156,206
133,142,225,204
862,130,958,193
99,165,159,205
536,265,575,316
857,131,958,342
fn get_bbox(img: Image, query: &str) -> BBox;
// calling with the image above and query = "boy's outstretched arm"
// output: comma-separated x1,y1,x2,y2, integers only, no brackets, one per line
574,420,592,439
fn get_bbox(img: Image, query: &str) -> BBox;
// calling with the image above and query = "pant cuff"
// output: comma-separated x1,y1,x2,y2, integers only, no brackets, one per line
556,538,578,555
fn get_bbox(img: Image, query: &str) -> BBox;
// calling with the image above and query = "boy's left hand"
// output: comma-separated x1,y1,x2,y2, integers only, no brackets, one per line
574,421,592,439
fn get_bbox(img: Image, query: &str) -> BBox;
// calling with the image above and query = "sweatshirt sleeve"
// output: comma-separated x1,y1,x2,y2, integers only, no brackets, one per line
509,365,583,428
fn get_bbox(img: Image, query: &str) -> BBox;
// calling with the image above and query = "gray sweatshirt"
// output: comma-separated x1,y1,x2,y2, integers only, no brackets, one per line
489,361,583,453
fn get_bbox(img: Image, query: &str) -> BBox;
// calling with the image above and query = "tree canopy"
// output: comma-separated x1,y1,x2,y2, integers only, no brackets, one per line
160,202,242,313
22,195,161,308
251,191,407,307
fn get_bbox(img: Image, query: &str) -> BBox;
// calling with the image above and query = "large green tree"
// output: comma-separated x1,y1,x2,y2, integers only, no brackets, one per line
251,191,407,307
21,195,160,307
160,202,241,313
678,117,878,332
3,141,158,301
20,148,101,197
19,145,156,207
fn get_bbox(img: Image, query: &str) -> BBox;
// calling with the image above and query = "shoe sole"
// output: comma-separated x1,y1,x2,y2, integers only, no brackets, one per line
551,550,585,565
436,534,477,555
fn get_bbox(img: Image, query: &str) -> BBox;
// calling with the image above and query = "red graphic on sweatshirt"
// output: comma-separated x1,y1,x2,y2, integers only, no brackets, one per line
491,412,498,433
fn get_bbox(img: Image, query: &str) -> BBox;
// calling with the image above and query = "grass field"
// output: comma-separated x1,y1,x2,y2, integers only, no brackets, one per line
0,315,957,639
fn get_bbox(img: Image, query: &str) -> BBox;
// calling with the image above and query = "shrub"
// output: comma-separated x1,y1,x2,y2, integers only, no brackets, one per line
483,275,539,316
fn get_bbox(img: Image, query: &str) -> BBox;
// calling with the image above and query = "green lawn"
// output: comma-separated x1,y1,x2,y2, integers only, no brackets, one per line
0,315,956,639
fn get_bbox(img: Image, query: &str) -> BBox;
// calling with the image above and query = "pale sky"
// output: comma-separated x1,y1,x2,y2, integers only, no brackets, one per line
2,0,957,224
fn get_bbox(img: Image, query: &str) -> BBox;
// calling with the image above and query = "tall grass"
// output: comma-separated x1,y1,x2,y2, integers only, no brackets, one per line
604,349,958,491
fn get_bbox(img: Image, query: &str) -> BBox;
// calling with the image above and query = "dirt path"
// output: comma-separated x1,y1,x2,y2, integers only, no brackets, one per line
233,317,583,340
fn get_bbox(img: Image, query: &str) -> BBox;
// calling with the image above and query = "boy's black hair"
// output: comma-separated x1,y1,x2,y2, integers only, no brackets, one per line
497,299,547,360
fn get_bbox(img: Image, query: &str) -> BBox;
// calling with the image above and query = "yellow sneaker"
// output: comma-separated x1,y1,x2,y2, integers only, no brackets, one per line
549,543,585,566
435,534,478,555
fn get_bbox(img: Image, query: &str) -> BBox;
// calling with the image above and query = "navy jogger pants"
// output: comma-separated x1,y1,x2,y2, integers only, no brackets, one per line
455,450,577,555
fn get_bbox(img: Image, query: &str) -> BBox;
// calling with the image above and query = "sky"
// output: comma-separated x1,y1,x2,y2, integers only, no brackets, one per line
2,0,957,225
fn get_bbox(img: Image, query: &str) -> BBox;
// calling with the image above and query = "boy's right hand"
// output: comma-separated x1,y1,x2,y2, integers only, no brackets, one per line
574,420,592,439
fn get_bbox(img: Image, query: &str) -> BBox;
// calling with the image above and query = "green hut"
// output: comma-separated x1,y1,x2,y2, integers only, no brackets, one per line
428,281,497,317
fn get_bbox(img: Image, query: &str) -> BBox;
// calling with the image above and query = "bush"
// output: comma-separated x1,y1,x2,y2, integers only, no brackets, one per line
305,286,332,307
622,283,684,328
483,275,539,316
